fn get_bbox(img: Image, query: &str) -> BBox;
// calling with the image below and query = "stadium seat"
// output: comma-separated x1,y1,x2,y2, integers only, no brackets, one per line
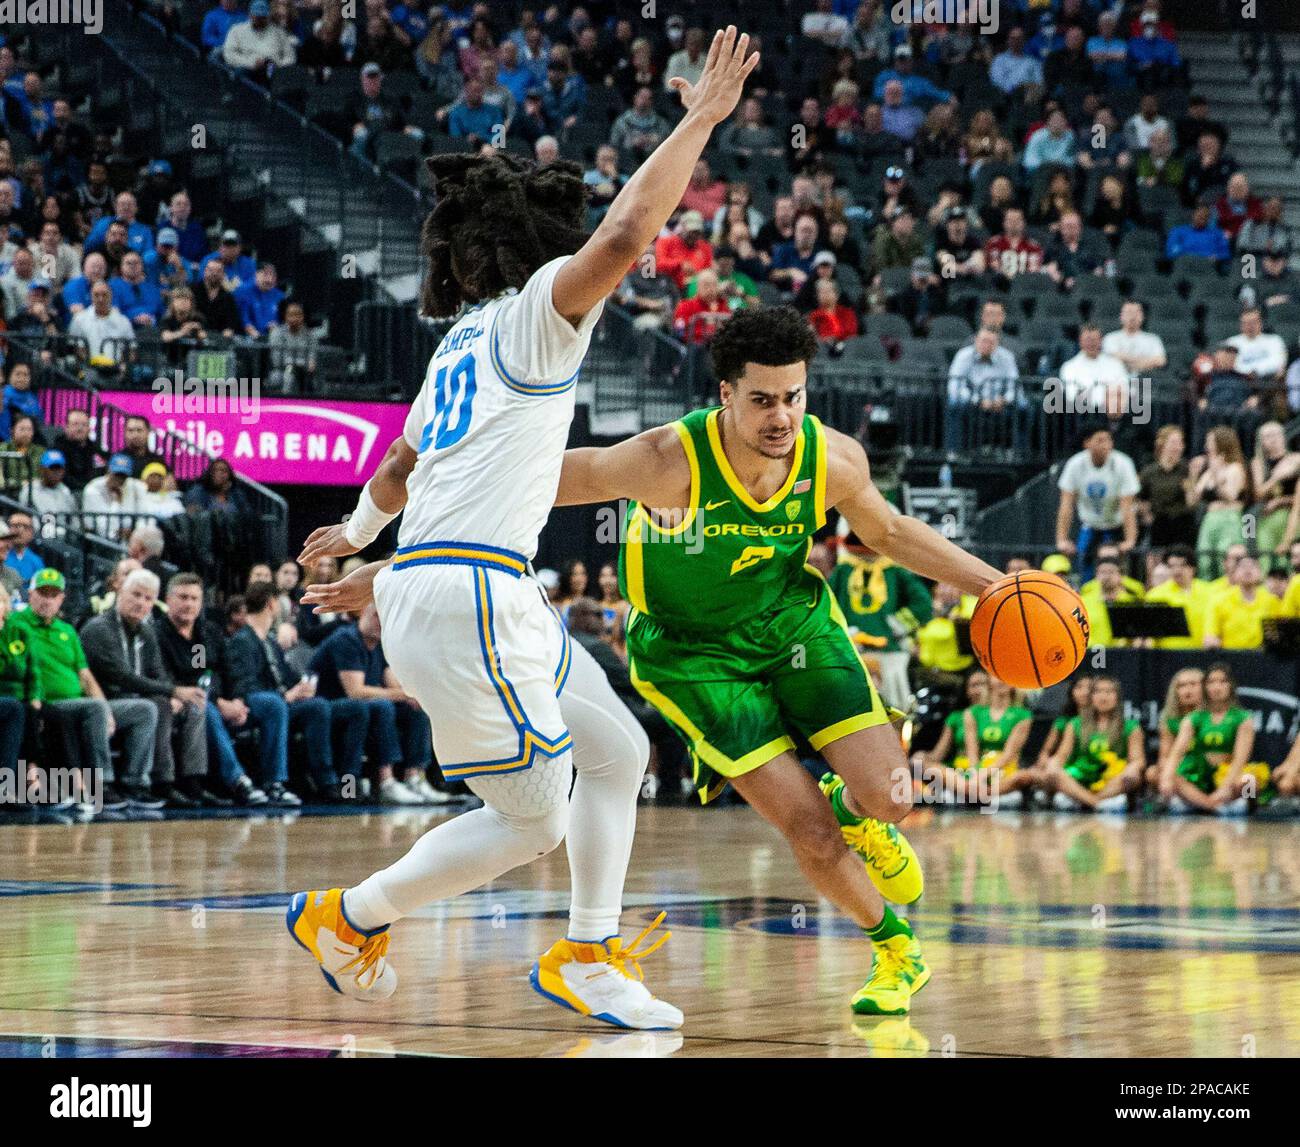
374,132,423,181
861,312,913,341
926,314,974,342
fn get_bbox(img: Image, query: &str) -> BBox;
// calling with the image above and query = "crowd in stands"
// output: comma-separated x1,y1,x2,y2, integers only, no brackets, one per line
0,36,319,385
6,3,1300,816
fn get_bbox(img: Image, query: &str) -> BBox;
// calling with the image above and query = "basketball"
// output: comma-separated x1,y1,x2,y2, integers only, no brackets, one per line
969,573,1091,690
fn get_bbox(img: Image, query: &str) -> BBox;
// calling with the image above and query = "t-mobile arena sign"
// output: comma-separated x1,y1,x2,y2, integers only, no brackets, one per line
101,391,407,486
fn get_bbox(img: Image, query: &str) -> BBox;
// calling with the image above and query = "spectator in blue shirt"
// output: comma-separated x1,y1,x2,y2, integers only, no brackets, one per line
1129,11,1182,87
990,28,1044,95
510,22,552,86
1023,109,1078,172
447,77,505,140
235,263,285,337
158,191,209,264
109,251,165,327
389,2,430,42
1027,13,1067,60
3,509,44,585
770,214,823,293
11,71,55,142
143,228,197,291
541,51,586,133
495,40,534,107
202,0,246,55
85,191,154,255
200,230,257,293
309,605,444,805
63,251,110,318
0,361,42,444
1166,202,1230,262
880,79,924,143
871,44,952,108
1087,10,1132,89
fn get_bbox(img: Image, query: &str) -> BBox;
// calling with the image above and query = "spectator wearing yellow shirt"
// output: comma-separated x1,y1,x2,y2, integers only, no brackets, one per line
1143,544,1214,649
915,581,975,680
1204,542,1247,607
1079,543,1145,599
1282,572,1300,618
1081,556,1144,645
1204,556,1280,649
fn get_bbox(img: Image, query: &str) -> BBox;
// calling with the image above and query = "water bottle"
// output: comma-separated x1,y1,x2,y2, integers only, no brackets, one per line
939,463,953,490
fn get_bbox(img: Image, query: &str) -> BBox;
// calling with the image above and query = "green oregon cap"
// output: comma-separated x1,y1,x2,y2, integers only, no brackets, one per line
31,568,66,592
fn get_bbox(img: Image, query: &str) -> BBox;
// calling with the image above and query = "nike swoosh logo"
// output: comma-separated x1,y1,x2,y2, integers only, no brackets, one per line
705,500,730,510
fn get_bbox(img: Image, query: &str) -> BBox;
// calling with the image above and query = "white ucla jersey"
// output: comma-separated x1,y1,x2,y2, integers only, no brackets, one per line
398,256,603,559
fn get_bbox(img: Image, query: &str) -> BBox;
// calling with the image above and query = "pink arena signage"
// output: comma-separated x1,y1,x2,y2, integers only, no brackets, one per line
101,391,408,486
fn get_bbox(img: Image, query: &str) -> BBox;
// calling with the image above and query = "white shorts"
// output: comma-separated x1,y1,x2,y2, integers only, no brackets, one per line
373,542,572,782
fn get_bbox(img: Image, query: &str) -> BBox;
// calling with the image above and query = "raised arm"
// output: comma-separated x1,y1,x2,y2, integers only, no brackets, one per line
825,428,1001,599
551,26,759,324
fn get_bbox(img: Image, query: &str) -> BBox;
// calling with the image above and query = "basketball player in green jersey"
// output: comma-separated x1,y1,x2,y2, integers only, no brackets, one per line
555,306,1004,1015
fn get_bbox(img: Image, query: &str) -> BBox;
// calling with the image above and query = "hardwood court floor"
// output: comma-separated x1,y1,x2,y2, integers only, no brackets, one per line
2,804,1299,1058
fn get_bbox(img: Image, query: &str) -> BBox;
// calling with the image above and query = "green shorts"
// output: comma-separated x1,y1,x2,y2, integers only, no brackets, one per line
1063,758,1105,788
626,589,890,803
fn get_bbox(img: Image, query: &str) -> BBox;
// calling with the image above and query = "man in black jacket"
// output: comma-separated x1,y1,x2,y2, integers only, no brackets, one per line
566,597,689,802
156,572,269,807
226,580,338,804
79,568,208,808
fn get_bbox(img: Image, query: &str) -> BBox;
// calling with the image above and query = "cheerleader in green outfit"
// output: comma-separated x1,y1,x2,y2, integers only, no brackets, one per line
947,677,1036,808
912,670,987,803
1144,668,1205,794
1032,673,1094,773
1158,663,1264,815
1044,676,1146,813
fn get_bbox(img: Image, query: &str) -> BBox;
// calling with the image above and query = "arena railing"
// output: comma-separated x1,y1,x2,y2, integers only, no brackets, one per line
6,344,289,568
0,493,178,623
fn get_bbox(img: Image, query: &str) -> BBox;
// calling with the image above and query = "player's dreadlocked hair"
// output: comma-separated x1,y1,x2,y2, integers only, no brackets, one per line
709,305,819,384
419,151,590,318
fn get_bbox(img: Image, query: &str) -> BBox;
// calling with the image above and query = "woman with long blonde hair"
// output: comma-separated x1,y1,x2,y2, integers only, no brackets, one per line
1189,426,1250,580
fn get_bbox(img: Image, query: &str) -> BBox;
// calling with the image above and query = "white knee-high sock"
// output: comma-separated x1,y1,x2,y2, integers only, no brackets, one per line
344,753,572,931
560,645,650,942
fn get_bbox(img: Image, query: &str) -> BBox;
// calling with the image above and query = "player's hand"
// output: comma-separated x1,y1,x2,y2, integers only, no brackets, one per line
668,26,760,127
301,561,383,615
298,523,360,566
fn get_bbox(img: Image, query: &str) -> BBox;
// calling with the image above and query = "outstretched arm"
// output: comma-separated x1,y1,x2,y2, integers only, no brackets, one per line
825,429,1001,599
551,26,759,324
555,425,692,509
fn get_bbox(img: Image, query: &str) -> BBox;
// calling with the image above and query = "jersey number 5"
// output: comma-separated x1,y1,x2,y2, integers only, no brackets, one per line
419,352,477,452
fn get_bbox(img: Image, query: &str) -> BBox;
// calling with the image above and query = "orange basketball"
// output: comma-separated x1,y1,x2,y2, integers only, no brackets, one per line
969,572,1091,689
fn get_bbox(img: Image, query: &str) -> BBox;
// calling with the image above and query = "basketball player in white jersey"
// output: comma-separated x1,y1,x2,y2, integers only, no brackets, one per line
285,28,760,1031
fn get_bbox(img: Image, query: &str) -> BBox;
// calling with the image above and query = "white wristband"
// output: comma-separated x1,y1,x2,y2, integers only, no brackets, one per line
343,480,398,548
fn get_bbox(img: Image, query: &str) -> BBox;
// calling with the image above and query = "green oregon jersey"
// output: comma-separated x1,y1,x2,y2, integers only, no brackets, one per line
1189,708,1249,759
1067,715,1138,770
970,704,1031,751
620,406,826,635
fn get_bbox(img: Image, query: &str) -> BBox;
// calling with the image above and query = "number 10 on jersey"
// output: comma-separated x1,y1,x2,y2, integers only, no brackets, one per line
419,352,477,452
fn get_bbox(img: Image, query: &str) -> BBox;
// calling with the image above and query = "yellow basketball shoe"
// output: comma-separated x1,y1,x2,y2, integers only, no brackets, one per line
531,912,683,1030
819,772,923,904
852,933,931,1016
286,888,397,1001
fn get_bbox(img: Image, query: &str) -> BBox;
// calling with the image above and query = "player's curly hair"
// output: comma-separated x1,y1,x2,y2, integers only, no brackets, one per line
709,305,819,385
419,152,590,318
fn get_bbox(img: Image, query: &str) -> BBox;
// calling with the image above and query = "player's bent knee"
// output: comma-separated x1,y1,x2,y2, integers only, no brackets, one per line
788,816,851,870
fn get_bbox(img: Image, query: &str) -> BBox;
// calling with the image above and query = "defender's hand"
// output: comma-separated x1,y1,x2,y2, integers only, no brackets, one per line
301,561,385,615
298,523,360,566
